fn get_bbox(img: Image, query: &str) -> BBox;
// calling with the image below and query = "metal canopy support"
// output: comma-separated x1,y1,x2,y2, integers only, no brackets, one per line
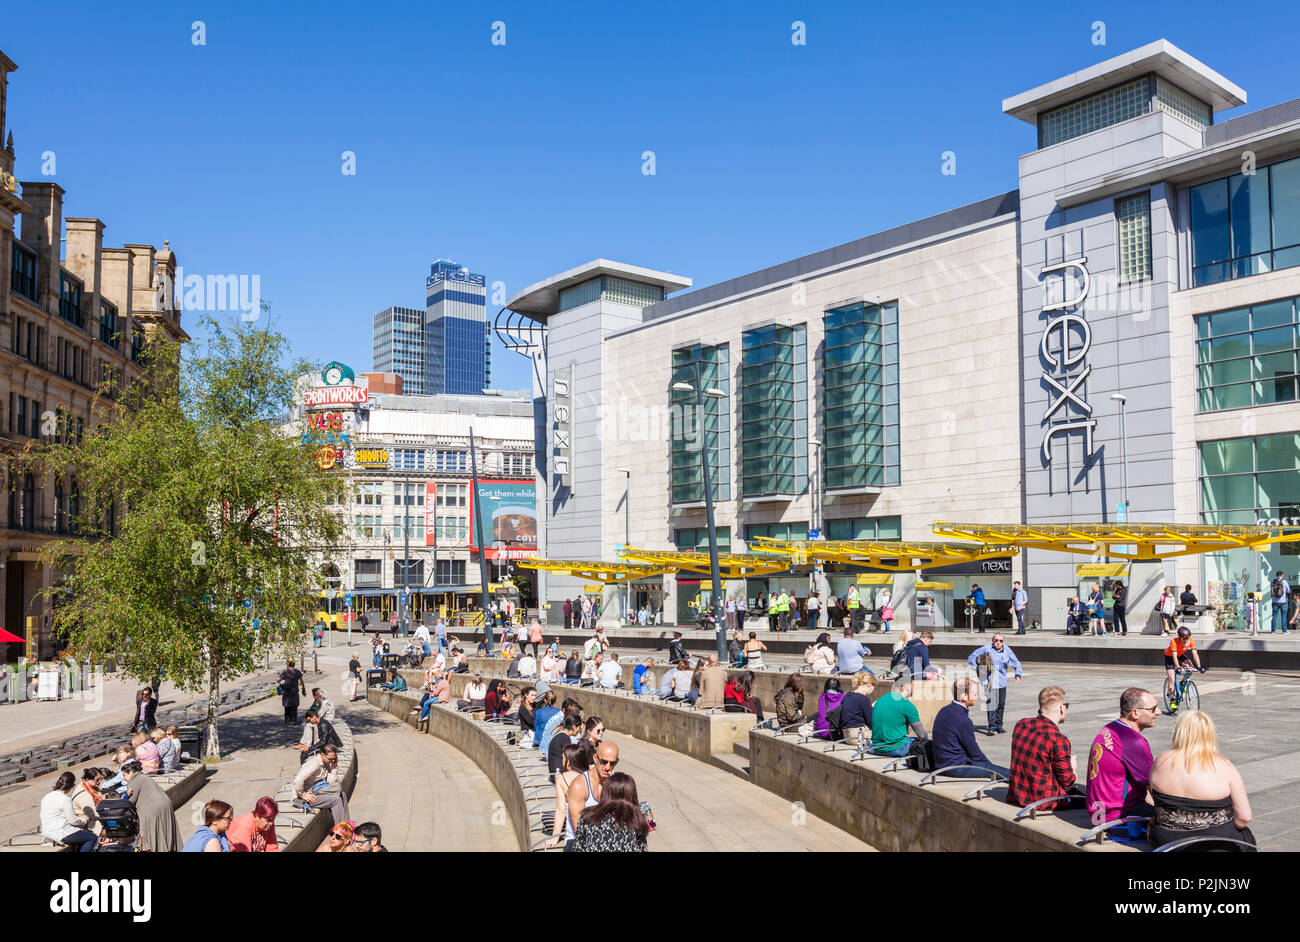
747,537,1021,571
516,558,676,585
931,522,1300,561
617,546,794,579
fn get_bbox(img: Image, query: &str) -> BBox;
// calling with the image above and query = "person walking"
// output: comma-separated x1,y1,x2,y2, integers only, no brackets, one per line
563,598,572,631
1159,586,1179,635
1111,581,1129,636
967,583,988,633
279,660,306,725
966,634,1023,735
725,594,737,634
1270,571,1291,633
736,590,747,630
1011,581,1028,635
1088,583,1107,636
878,587,893,633
806,590,820,633
370,632,384,669
129,687,157,734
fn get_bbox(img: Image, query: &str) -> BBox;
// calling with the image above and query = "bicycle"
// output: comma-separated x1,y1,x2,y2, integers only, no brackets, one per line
1163,666,1203,714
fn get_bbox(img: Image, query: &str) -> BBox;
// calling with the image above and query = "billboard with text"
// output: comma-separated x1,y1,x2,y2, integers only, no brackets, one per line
469,479,537,559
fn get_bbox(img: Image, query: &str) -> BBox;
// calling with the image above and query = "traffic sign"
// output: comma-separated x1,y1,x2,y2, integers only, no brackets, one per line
400,591,408,604
808,528,820,539
344,593,352,607
1116,501,1128,523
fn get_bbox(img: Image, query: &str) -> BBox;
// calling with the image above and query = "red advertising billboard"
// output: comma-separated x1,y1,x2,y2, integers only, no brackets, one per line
425,482,437,546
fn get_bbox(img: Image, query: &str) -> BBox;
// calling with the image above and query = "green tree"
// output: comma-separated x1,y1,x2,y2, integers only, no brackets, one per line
19,316,346,759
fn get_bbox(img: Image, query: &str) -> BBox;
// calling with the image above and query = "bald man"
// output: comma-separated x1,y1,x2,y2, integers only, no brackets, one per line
565,740,619,850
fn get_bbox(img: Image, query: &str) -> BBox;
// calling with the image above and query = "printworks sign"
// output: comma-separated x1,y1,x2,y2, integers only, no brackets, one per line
1039,256,1096,467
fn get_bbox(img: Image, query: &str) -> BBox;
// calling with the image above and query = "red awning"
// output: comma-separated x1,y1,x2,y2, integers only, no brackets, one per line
0,627,26,644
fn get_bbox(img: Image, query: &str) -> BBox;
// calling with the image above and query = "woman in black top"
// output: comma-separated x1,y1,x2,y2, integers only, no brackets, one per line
564,652,583,683
278,661,305,725
130,687,158,734
1111,582,1128,636
517,687,537,736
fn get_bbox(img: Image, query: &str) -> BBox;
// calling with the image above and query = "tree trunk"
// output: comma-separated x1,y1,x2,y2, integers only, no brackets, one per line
203,661,222,761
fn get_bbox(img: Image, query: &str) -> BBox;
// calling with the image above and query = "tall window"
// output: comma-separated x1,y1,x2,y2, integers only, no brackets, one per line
744,521,809,548
393,448,425,471
1200,434,1300,586
674,527,731,554
1191,156,1300,287
823,301,899,489
11,243,38,302
435,559,467,585
356,482,383,505
1116,192,1152,284
434,450,468,472
670,343,730,503
355,559,382,587
825,515,902,541
1196,297,1299,411
740,324,806,497
100,301,119,347
58,273,84,327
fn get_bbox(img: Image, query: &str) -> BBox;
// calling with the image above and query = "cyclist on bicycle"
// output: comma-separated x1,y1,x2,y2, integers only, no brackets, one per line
1164,625,1204,708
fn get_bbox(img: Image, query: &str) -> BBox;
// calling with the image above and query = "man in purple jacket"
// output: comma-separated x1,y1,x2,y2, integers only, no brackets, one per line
933,678,1009,778
1085,687,1158,837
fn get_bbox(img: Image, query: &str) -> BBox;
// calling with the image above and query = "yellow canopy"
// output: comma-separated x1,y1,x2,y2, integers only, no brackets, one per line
931,522,1300,560
617,546,792,578
515,558,674,584
748,537,1019,571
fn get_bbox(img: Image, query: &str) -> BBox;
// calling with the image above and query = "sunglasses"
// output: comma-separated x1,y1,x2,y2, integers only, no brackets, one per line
596,758,618,767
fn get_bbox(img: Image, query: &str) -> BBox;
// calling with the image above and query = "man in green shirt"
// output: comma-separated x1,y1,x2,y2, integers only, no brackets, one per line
870,675,928,756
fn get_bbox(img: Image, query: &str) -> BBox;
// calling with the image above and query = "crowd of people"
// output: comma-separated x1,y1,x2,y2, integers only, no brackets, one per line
36,672,389,853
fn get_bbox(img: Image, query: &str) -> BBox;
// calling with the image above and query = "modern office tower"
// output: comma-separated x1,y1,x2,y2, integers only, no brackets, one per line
425,259,490,395
372,306,425,395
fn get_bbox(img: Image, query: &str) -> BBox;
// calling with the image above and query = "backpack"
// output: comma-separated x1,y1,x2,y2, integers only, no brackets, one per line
824,704,845,741
1272,578,1284,599
905,738,934,772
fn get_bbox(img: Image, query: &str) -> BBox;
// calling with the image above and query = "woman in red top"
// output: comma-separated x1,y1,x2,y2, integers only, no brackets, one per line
723,671,764,719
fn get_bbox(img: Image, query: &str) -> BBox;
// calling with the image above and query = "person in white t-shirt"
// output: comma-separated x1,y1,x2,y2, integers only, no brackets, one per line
597,652,623,689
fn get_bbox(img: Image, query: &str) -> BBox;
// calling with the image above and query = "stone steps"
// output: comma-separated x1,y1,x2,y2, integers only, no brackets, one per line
707,751,750,781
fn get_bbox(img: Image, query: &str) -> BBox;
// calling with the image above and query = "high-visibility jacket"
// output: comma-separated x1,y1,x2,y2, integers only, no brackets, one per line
848,588,860,609
779,592,790,613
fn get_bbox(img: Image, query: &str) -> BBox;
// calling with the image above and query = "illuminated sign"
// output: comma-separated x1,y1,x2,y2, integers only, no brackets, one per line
315,445,341,470
353,448,389,469
1039,256,1096,466
304,385,368,408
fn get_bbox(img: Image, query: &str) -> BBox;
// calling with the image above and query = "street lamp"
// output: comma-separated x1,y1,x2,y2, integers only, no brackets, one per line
617,467,632,626
808,438,824,537
672,378,728,661
1110,393,1129,521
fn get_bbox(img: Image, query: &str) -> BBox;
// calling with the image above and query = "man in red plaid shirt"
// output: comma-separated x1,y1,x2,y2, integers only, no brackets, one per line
1006,685,1084,810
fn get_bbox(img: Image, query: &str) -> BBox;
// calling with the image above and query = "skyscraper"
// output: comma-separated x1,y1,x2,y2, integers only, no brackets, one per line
425,259,490,395
371,306,425,395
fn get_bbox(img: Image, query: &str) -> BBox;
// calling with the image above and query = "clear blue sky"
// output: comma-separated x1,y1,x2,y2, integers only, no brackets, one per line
8,1,1300,391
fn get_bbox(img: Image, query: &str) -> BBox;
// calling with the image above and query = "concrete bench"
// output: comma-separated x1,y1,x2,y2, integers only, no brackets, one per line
0,759,209,853
368,687,553,852
271,716,359,852
429,670,758,762
745,723,1139,853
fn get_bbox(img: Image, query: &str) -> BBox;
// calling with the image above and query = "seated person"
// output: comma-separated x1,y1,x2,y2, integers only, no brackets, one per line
869,676,926,756
665,660,693,702
517,653,538,678
933,678,1007,777
564,652,584,685
657,664,675,700
839,672,876,745
904,631,941,680
722,671,763,719
596,653,623,689
1007,685,1083,810
632,658,656,695
456,675,487,711
450,648,469,673
580,654,601,687
1148,709,1255,850
1085,687,1158,840
380,667,406,691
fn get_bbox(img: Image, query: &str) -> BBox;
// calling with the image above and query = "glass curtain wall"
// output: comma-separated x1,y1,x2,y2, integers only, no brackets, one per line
670,344,731,503
823,301,899,488
741,324,807,497
1190,155,1300,287
1196,296,1299,411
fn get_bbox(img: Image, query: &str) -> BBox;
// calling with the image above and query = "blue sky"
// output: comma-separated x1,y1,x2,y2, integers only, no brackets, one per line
7,1,1300,392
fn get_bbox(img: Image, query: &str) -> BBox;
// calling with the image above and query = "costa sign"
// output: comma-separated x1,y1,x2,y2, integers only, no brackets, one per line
1039,256,1096,466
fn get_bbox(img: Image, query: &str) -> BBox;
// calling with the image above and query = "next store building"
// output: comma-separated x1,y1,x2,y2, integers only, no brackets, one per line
509,40,1300,629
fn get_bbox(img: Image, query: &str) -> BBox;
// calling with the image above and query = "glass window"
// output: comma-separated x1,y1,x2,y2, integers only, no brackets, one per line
1038,76,1152,148
671,343,731,503
821,301,898,490
1116,192,1152,284
1191,156,1300,286
1196,297,1299,412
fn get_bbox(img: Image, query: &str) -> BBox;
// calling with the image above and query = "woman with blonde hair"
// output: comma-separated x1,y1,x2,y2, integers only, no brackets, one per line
1148,710,1256,850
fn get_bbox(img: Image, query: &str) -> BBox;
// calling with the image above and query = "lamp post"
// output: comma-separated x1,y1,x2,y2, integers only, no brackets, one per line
808,437,825,600
672,376,728,661
1110,393,1129,521
617,467,631,624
